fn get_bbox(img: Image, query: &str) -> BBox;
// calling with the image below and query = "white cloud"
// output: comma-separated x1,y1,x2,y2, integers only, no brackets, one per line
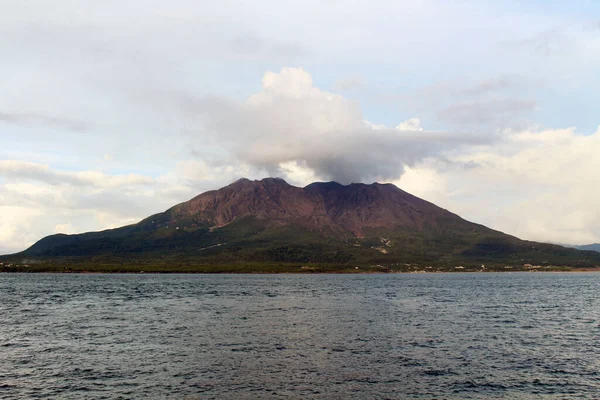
94,212,140,231
396,125,600,245
0,206,44,254
0,111,87,132
396,118,424,132
0,160,154,188
278,160,320,186
395,165,445,196
181,67,485,184
54,223,76,234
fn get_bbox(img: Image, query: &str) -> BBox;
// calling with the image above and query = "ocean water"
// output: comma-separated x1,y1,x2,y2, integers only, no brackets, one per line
1,273,599,399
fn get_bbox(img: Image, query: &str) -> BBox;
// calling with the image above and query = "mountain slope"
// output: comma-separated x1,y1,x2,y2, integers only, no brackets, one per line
574,244,600,253
8,178,600,268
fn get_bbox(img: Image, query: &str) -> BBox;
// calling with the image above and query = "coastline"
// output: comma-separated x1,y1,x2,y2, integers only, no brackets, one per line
1,265,599,274
2,258,599,274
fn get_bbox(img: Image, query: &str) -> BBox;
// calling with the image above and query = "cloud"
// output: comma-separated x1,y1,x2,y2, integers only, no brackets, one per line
0,206,44,255
0,161,86,186
343,73,541,137
396,118,424,132
54,223,76,234
0,160,154,188
437,99,537,130
396,125,600,245
178,67,486,184
0,112,87,132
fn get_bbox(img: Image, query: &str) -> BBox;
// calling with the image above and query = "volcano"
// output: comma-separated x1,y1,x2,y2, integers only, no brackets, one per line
9,178,600,269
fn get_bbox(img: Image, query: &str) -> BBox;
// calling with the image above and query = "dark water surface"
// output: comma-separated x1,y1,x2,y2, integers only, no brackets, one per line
1,273,600,399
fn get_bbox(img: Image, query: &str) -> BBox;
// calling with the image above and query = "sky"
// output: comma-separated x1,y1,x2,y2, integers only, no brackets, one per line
1,0,600,253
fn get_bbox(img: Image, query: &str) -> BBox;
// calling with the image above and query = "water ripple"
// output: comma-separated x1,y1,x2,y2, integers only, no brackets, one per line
1,272,600,398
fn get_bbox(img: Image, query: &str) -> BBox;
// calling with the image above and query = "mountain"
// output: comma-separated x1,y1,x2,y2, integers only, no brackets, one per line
4,177,600,271
574,244,600,253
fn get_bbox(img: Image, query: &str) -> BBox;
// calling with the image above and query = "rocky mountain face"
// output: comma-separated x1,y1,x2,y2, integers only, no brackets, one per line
169,178,331,230
164,177,481,237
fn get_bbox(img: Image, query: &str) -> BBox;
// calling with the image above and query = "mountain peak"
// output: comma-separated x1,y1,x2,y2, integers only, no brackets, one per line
231,178,400,191
259,177,289,185
230,177,290,186
304,181,344,190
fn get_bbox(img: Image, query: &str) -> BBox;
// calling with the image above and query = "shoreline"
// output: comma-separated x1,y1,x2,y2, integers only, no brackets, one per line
1,268,599,275
2,260,599,275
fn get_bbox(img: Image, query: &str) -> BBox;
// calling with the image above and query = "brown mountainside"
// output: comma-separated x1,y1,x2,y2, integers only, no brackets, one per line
166,177,480,237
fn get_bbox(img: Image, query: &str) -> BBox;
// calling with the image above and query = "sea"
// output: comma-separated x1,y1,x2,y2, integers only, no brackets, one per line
1,272,599,399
